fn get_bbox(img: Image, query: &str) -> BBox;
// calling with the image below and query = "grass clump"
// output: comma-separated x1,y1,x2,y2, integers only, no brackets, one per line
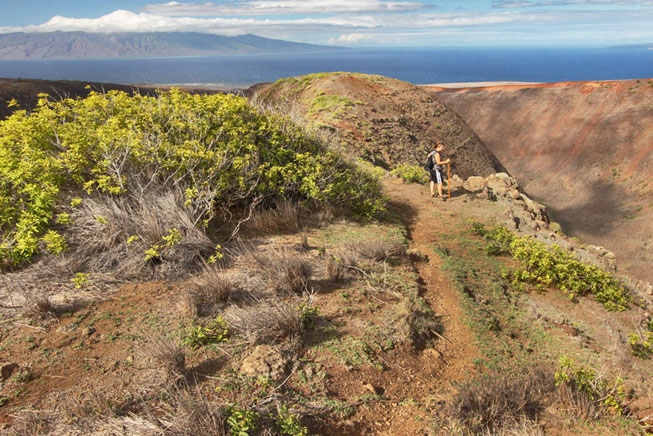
449,367,554,434
390,163,428,184
473,224,630,311
222,300,305,345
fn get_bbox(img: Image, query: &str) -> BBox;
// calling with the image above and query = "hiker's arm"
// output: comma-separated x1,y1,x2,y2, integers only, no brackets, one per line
435,153,450,164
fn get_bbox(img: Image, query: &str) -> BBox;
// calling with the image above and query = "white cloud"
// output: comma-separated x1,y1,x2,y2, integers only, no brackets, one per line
142,0,428,16
493,0,653,8
0,9,380,35
329,33,374,44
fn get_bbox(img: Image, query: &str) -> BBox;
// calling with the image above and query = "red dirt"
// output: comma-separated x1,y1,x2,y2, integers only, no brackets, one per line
432,79,653,284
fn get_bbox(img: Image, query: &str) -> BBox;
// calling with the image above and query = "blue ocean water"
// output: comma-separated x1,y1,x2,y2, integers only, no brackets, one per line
0,47,651,87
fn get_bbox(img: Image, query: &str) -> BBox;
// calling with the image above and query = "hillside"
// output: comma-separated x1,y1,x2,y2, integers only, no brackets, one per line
253,73,506,179
432,80,653,284
0,32,339,60
1,80,652,435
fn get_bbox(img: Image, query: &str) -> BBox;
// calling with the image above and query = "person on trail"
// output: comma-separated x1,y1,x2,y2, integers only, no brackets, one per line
426,142,450,201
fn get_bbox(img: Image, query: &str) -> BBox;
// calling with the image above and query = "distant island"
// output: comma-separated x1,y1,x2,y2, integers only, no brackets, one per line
0,31,343,60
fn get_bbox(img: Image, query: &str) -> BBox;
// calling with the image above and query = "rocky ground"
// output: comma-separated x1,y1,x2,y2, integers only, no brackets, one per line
1,175,652,435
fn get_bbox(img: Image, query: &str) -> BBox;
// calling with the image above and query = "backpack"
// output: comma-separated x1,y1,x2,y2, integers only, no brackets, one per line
425,153,434,170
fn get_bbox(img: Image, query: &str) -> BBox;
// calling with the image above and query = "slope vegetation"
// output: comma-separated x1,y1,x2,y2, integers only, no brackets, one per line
253,73,505,179
433,80,653,284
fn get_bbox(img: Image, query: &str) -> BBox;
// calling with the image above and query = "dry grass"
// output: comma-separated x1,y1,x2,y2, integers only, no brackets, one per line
189,264,236,316
147,333,186,383
237,245,312,295
60,189,215,281
326,256,344,281
345,237,406,262
449,367,555,435
247,200,300,234
222,299,304,345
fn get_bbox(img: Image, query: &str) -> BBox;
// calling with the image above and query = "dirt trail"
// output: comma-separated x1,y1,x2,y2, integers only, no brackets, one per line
385,179,480,382
367,179,482,434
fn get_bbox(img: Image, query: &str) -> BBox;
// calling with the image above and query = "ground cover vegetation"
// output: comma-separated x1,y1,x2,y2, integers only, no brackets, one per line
428,218,646,435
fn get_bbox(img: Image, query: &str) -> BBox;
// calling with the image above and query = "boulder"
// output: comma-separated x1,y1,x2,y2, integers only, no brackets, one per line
240,345,288,380
463,176,485,192
1,363,18,381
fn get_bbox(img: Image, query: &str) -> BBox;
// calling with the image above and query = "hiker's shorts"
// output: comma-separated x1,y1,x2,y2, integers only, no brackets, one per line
429,168,442,184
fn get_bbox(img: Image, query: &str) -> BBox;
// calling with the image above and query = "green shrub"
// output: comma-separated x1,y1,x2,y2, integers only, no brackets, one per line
0,89,384,268
629,330,652,359
390,163,428,184
182,316,229,348
475,225,629,311
555,355,627,414
226,406,258,436
277,405,308,436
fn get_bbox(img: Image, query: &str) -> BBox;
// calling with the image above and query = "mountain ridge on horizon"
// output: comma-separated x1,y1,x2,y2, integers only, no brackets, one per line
0,31,343,60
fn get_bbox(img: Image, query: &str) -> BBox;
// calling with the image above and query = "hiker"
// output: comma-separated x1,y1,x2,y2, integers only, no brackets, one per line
425,142,450,200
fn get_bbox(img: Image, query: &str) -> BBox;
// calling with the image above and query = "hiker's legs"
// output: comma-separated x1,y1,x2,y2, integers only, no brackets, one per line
437,182,443,198
430,181,435,196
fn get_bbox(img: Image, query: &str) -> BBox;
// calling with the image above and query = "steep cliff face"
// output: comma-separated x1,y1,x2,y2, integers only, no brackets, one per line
254,73,506,179
432,80,653,283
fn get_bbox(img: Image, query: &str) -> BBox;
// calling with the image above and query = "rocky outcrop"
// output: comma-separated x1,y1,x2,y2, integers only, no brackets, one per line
462,173,652,306
240,345,288,380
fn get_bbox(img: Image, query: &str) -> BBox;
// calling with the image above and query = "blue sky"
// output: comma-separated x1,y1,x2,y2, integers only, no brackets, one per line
0,0,652,47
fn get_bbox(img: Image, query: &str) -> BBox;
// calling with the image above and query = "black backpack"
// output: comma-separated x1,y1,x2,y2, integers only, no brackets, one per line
425,154,434,170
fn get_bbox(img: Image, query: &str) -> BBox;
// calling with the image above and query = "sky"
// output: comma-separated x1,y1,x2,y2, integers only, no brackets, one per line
0,0,652,47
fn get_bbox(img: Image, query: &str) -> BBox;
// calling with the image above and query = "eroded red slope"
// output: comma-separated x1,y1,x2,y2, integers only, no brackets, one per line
432,79,653,284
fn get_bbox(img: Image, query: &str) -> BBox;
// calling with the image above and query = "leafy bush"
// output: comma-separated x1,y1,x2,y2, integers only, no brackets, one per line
226,406,258,436
629,330,652,359
474,224,630,311
0,89,385,268
554,355,627,415
390,163,428,184
277,405,308,436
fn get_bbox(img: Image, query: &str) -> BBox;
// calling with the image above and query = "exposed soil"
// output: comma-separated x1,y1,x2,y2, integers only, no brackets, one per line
431,79,653,284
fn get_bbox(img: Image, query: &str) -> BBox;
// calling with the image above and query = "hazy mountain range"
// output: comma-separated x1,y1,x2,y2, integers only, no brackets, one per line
0,32,341,60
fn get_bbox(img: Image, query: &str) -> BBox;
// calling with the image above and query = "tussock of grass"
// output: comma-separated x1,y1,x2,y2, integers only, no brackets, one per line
346,237,406,262
246,200,300,234
148,333,186,383
190,263,234,315
222,300,304,345
237,245,312,295
449,367,555,435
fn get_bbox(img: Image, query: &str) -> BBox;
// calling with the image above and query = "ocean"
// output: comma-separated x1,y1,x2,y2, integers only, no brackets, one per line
0,46,651,88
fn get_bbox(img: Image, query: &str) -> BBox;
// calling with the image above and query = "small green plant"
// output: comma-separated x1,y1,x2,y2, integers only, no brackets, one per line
299,304,320,329
554,355,626,414
71,272,90,288
41,230,67,254
277,405,309,436
226,405,259,436
182,316,229,348
629,330,652,359
145,227,182,262
390,163,428,184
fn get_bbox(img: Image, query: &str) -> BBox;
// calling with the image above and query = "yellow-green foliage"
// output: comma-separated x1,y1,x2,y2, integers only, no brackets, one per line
356,159,386,180
309,94,354,116
475,225,630,311
0,89,384,267
390,163,428,184
555,355,627,414
629,320,653,359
